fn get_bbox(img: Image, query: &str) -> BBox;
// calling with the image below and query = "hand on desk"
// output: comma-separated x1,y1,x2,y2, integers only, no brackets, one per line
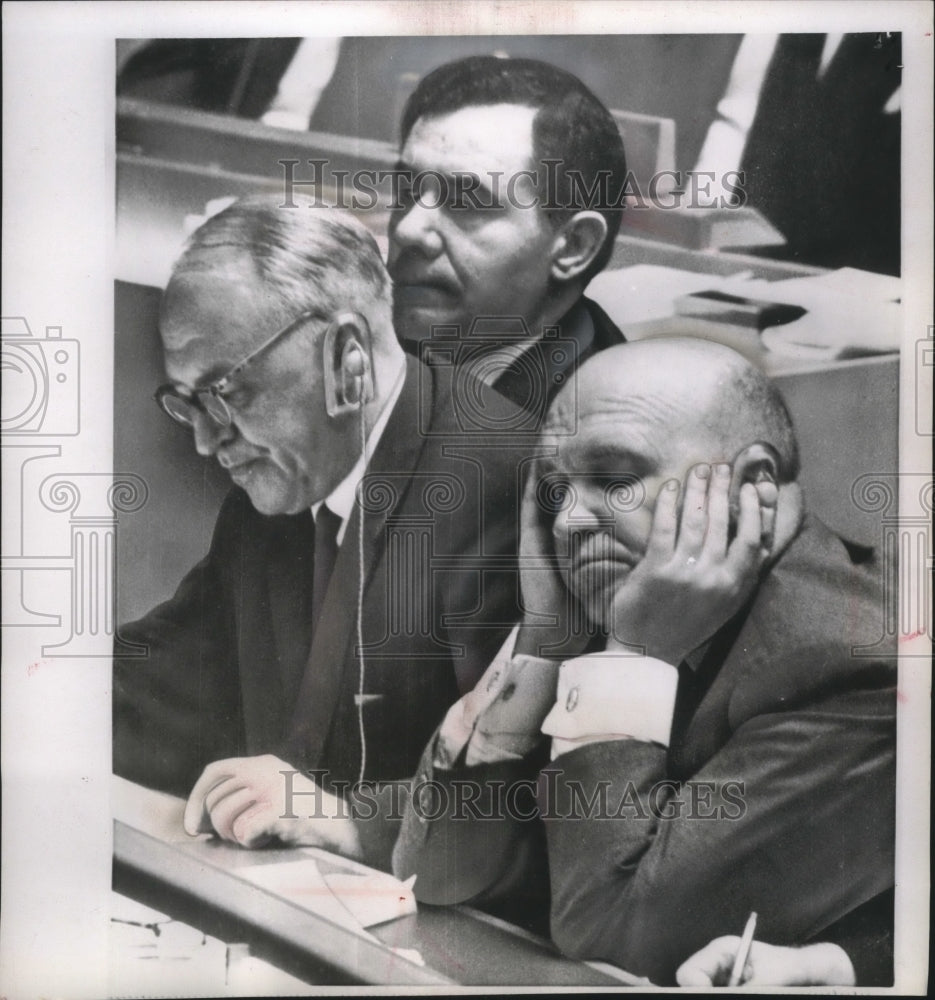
183,754,362,858
676,936,856,987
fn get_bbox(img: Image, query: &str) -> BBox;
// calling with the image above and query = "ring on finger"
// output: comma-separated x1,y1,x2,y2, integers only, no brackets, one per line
687,556,697,566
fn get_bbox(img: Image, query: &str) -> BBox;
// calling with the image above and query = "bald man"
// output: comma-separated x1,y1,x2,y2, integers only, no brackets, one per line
393,339,896,985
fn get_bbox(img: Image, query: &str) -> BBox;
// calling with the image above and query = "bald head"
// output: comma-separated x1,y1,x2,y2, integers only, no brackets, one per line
547,339,799,482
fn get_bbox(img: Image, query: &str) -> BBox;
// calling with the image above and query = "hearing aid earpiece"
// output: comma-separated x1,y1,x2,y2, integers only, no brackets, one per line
323,314,373,416
341,343,366,406
344,345,366,379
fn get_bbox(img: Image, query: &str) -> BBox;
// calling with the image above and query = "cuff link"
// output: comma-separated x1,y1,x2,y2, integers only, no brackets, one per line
565,686,579,712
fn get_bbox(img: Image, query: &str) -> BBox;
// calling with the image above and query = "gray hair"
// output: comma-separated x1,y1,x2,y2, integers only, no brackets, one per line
169,194,390,325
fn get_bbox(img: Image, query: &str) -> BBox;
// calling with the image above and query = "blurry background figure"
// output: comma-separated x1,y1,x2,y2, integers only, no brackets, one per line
694,33,901,275
118,33,901,274
117,37,340,128
260,39,342,130
117,35,742,155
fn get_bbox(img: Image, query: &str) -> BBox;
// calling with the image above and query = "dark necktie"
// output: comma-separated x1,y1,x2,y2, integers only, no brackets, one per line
312,504,342,632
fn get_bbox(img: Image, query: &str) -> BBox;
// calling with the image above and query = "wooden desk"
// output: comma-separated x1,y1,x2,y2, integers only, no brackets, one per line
113,780,639,988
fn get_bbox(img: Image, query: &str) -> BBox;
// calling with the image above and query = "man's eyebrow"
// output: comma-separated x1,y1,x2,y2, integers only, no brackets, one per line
165,363,228,393
391,160,500,200
567,439,658,474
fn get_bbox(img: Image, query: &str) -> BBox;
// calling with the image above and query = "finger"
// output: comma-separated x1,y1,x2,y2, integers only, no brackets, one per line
674,464,711,556
724,482,763,580
643,478,680,562
205,785,266,843
755,479,778,553
702,462,732,560
184,761,239,835
230,803,278,849
204,775,250,816
675,936,741,987
520,458,543,532
520,459,556,560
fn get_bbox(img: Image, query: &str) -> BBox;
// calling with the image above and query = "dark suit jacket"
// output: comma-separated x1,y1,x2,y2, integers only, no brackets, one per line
742,33,901,275
578,297,627,357
393,517,896,983
432,297,626,424
114,358,528,812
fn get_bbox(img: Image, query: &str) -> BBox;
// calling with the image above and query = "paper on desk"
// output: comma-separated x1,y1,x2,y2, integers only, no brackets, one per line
724,268,901,361
112,773,210,843
589,264,900,361
239,858,417,932
589,264,730,325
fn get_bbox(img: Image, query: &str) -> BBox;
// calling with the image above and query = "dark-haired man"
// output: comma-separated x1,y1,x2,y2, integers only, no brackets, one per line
394,339,895,985
388,56,628,418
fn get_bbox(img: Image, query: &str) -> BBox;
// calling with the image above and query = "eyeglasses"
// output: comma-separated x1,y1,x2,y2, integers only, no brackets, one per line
155,309,320,428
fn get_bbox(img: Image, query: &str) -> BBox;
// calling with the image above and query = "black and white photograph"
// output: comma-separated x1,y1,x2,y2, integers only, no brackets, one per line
2,1,932,995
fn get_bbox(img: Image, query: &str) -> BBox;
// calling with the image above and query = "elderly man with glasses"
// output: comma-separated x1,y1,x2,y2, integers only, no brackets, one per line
114,194,528,868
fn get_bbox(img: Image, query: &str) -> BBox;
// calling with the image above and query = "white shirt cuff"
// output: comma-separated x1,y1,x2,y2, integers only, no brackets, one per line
541,653,679,758
435,625,558,768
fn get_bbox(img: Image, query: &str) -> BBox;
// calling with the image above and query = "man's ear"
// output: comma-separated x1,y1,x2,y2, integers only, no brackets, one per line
322,312,374,417
728,441,781,526
549,211,608,283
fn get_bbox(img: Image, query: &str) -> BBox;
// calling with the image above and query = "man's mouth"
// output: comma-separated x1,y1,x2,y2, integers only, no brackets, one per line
221,457,261,482
562,532,632,568
389,252,457,296
392,276,458,303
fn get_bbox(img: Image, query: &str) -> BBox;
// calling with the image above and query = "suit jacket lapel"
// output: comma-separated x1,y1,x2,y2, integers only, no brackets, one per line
583,297,626,355
285,357,432,768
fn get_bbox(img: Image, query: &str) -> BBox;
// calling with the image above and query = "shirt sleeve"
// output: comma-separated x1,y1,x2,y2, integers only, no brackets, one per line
541,653,679,758
435,625,559,767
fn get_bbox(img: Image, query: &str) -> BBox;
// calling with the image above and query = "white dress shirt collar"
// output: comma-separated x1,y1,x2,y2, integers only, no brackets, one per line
311,359,406,544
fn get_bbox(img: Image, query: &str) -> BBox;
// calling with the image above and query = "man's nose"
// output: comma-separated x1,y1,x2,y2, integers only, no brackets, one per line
563,490,608,528
553,495,606,550
191,410,235,457
390,199,444,257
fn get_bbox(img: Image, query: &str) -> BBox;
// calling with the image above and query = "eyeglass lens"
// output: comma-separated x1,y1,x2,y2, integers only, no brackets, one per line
159,390,231,428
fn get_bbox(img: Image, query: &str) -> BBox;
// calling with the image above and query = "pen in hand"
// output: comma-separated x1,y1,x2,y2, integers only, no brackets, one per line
727,911,758,987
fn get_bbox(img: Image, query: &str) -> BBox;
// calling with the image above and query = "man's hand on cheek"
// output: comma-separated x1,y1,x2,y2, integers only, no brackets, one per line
515,460,590,661
183,754,362,857
604,463,775,665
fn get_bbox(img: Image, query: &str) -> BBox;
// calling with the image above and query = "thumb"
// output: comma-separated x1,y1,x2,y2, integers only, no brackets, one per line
676,936,741,987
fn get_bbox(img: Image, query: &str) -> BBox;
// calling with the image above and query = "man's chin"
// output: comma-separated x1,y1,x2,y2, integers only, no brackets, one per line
393,303,461,344
567,565,630,630
237,477,302,518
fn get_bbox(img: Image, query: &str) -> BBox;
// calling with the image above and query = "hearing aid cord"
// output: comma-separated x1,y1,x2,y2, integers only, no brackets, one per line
354,367,368,787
